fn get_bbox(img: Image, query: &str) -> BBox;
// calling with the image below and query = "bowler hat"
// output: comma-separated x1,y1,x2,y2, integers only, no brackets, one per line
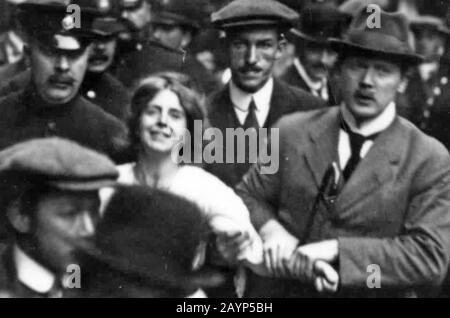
330,7,423,65
151,0,208,31
211,0,299,31
290,4,351,44
81,185,225,296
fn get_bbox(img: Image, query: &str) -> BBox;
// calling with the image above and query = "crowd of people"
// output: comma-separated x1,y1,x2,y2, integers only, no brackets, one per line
0,0,450,298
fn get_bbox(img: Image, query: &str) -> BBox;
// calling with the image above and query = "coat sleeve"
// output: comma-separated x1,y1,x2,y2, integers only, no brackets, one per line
235,121,286,231
338,141,450,290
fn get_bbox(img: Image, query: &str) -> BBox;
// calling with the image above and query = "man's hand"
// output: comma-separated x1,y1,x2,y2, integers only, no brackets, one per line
259,220,299,277
282,250,315,282
215,230,252,265
313,260,339,293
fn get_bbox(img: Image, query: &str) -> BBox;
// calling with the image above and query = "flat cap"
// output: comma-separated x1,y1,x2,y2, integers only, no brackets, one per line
211,0,299,30
0,138,118,192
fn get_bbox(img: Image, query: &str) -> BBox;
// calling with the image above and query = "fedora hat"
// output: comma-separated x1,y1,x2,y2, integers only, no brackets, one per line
290,3,351,45
330,6,424,65
80,185,225,296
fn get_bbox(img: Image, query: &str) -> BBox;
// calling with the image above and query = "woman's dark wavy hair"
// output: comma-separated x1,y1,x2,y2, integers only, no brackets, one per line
128,72,207,162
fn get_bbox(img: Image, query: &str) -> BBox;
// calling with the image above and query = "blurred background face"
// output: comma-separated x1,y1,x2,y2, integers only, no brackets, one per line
139,88,188,154
150,23,191,50
413,28,446,61
29,190,100,273
88,37,117,74
298,41,338,82
339,55,404,124
228,27,282,93
121,1,152,32
30,41,91,105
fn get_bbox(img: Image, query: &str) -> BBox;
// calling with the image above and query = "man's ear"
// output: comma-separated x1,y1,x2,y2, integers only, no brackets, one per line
275,38,287,60
6,200,31,234
181,31,193,50
397,76,408,94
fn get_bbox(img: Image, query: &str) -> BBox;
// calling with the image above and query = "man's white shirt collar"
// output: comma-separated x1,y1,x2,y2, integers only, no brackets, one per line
340,102,397,137
294,57,328,100
229,78,273,126
338,102,396,169
14,245,56,294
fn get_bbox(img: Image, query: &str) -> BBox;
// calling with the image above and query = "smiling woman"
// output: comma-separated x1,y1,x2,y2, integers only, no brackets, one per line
106,71,265,297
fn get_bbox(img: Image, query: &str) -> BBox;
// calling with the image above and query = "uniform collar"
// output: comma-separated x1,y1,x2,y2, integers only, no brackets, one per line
340,102,397,137
229,77,273,112
14,245,57,294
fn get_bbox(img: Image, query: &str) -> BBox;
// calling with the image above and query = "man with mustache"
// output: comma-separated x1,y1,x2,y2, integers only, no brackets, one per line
0,1,129,163
206,0,325,188
237,8,450,297
80,0,131,122
280,3,349,106
0,137,118,298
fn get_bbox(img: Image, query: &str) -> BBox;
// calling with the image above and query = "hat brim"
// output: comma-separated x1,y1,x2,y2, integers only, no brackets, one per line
79,244,225,293
329,38,424,66
49,179,118,191
214,18,292,31
289,28,330,45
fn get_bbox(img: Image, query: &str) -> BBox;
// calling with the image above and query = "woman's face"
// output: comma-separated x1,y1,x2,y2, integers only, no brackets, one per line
139,89,188,154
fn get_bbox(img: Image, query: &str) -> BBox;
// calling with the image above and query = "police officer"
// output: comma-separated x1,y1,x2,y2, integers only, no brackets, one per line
0,1,129,163
0,137,118,298
81,0,131,122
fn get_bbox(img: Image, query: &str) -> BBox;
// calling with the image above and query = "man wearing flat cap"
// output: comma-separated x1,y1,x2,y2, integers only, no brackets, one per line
206,0,325,188
280,3,350,105
0,138,118,298
0,0,129,163
237,7,450,297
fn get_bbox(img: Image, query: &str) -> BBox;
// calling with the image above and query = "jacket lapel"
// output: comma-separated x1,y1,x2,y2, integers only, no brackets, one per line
303,107,341,188
335,117,404,212
264,79,291,128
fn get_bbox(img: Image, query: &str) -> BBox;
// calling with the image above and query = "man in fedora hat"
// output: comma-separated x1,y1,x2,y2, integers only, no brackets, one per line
79,185,225,298
280,3,350,105
397,15,450,132
206,0,325,188
0,137,118,298
237,7,450,297
0,0,129,163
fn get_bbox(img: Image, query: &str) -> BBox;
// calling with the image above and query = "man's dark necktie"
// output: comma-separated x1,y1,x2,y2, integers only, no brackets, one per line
243,99,259,130
341,119,378,181
235,99,260,180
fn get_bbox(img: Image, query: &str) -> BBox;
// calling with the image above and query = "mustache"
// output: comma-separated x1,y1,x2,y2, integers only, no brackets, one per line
89,53,109,63
48,74,75,85
238,65,263,73
354,90,375,100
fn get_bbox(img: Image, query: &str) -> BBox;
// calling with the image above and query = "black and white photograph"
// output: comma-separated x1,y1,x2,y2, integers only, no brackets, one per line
0,0,450,301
